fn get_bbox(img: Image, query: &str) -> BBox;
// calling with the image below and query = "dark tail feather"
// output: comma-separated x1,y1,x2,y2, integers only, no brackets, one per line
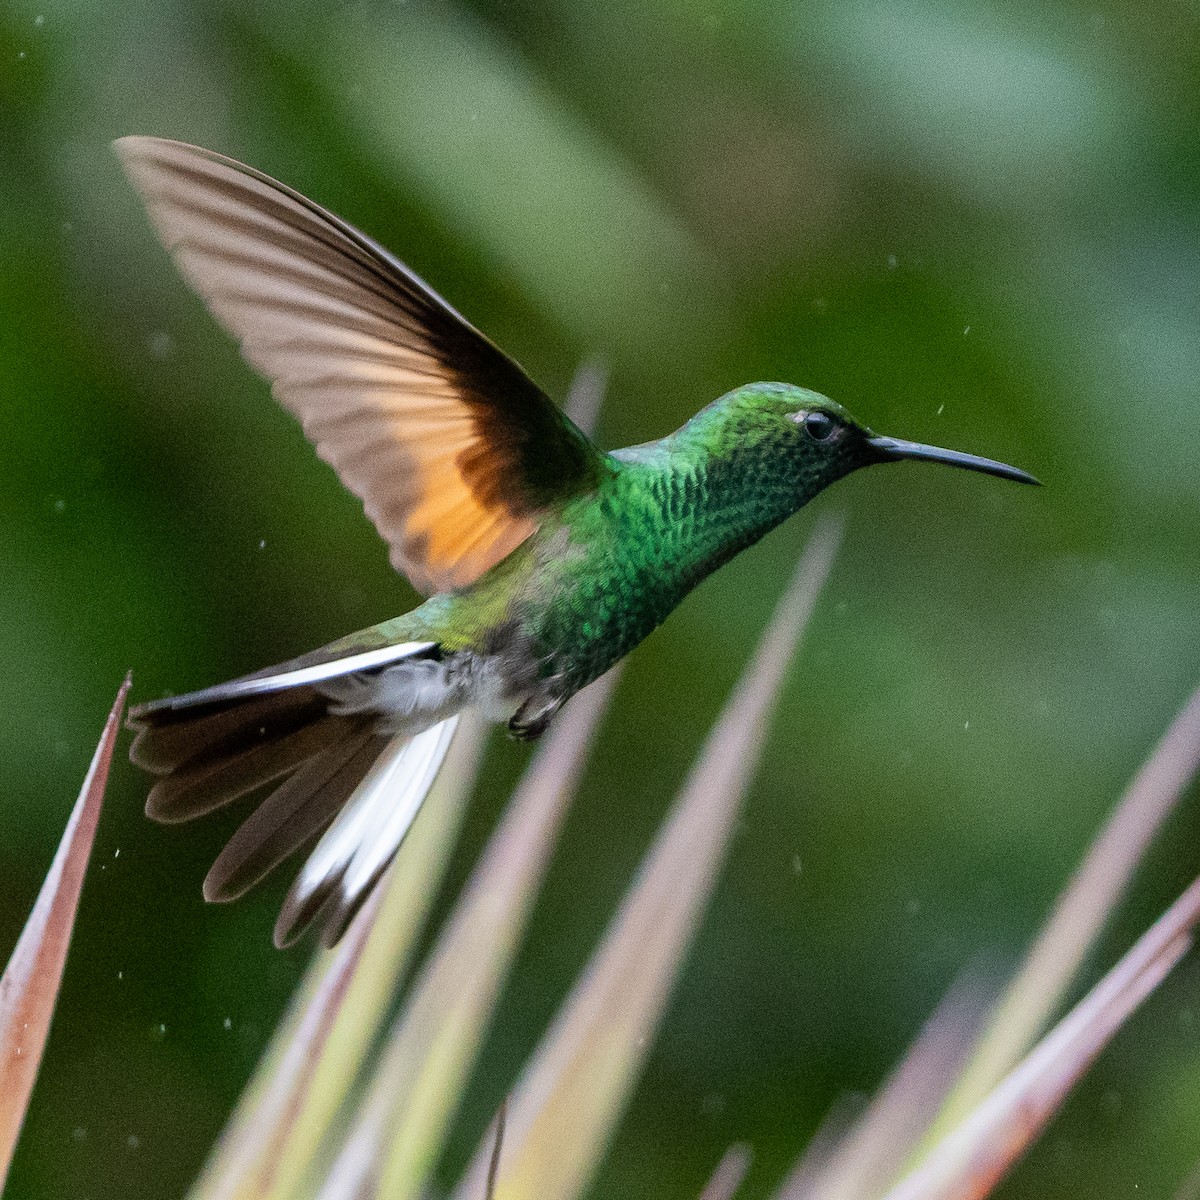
128,638,453,947
145,713,363,823
130,684,376,874
131,683,396,939
130,688,328,777
204,729,387,903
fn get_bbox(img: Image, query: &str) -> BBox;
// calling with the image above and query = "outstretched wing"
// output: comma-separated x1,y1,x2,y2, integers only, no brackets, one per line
117,136,603,594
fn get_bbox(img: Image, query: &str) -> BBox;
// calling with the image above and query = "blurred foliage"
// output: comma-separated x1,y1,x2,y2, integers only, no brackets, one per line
1,0,1199,1196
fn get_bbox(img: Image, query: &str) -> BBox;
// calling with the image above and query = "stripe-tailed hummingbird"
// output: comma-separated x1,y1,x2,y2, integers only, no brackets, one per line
117,137,1038,947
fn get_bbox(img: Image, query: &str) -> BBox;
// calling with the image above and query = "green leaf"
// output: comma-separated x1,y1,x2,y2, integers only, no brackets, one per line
0,676,129,1190
312,668,620,1200
455,514,844,1200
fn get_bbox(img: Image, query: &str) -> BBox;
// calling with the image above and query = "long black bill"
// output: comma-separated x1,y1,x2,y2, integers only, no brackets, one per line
868,436,1041,486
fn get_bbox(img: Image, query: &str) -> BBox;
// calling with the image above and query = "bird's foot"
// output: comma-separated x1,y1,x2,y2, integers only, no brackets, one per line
508,694,564,741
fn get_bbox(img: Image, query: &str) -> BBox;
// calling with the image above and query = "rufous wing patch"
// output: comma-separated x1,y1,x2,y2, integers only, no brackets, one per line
116,136,601,595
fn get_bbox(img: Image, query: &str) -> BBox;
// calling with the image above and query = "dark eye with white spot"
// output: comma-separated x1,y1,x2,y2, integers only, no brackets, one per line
803,411,837,441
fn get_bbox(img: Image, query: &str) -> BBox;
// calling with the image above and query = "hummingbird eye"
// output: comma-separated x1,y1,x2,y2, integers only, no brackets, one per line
802,411,837,441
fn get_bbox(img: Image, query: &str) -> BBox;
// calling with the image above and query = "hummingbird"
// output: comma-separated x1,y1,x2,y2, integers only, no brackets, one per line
117,137,1038,949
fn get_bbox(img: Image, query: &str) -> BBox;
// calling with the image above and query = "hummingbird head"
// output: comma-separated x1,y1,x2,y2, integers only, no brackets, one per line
704,383,1040,498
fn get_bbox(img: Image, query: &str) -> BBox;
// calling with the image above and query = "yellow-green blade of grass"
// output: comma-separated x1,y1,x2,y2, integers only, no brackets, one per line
777,972,993,1200
885,872,1200,1200
312,667,621,1200
455,514,844,1200
925,681,1200,1143
0,675,130,1189
190,715,489,1200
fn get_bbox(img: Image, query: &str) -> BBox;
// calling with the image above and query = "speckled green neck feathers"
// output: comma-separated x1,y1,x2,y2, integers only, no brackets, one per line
612,382,876,578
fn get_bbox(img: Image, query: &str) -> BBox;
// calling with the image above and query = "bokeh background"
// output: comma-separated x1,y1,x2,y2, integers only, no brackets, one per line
2,0,1200,1195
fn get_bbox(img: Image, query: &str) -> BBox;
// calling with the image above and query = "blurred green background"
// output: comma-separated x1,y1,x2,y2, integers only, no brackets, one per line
2,0,1200,1195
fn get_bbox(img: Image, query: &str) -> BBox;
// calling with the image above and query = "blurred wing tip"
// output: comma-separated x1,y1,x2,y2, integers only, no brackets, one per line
113,135,183,182
114,134,209,163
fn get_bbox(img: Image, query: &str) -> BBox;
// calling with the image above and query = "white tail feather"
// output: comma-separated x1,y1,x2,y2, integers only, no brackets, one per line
339,717,459,899
276,715,460,945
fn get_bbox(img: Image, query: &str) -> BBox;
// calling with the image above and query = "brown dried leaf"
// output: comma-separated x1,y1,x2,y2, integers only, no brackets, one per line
0,676,130,1189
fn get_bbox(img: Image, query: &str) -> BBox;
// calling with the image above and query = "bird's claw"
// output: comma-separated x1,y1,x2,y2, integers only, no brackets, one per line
508,693,564,741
